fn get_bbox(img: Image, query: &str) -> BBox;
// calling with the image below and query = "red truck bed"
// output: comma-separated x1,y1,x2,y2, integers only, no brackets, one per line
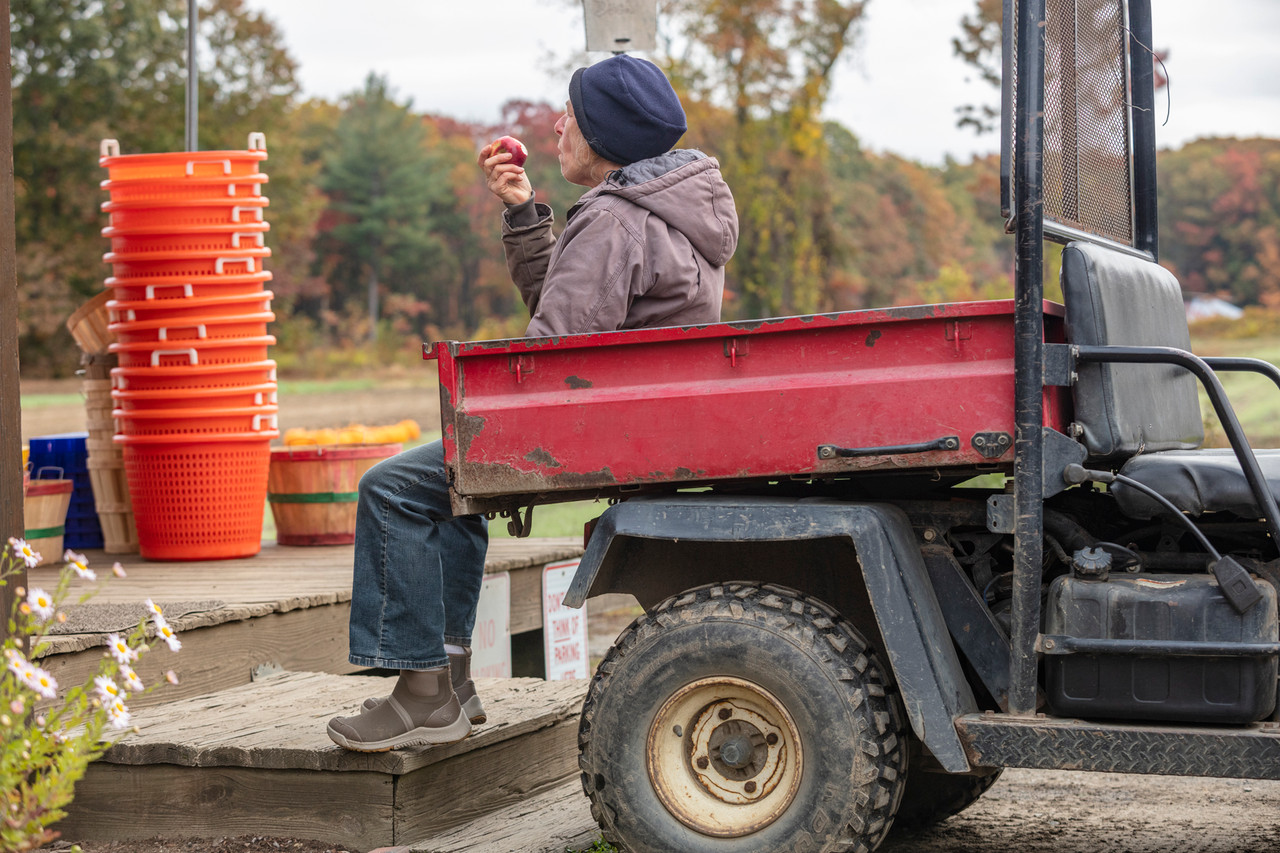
426,300,1070,515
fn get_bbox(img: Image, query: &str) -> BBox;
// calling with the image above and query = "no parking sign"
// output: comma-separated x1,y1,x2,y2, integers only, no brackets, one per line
543,559,589,680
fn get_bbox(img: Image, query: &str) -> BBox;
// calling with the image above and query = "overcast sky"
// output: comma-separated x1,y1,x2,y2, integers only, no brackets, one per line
242,0,1280,165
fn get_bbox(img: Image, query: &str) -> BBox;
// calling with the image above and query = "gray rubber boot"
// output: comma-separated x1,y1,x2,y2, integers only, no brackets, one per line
328,666,470,752
362,648,487,724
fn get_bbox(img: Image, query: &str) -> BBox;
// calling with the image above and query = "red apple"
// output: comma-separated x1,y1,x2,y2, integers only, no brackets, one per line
490,135,528,168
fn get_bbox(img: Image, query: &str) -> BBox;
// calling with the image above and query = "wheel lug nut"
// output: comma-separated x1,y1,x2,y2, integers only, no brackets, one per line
718,708,732,720
744,781,757,793
766,733,778,745
696,756,709,770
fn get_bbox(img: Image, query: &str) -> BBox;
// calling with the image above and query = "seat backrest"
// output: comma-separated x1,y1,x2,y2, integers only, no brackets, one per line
1060,241,1204,460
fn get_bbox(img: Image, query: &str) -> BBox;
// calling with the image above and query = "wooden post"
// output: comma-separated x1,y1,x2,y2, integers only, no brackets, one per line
0,0,26,623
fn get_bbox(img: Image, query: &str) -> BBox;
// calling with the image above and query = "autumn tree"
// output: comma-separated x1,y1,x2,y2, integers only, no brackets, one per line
314,74,460,345
658,0,868,319
1158,138,1280,306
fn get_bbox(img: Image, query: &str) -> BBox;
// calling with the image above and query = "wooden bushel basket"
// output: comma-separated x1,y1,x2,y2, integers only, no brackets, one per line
267,444,402,545
22,479,74,564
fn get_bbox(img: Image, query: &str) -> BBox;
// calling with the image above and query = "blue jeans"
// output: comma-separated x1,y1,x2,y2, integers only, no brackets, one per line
347,440,488,670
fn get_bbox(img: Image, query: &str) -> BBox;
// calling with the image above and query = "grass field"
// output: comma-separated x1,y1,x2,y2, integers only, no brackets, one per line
1188,329,1280,447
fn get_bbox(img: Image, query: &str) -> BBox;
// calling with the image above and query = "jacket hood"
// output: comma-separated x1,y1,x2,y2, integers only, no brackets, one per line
591,150,739,267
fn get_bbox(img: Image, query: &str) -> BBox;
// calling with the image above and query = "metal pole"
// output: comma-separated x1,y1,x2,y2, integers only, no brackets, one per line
186,1,198,151
1008,0,1047,717
1128,0,1158,259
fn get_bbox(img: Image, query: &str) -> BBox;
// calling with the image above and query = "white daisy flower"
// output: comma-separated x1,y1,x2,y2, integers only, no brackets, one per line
6,652,32,680
9,538,41,568
26,666,57,700
143,599,163,617
153,615,181,653
93,676,122,702
26,588,55,621
164,670,180,685
107,699,131,730
63,550,95,580
105,633,139,665
111,562,127,578
119,665,145,694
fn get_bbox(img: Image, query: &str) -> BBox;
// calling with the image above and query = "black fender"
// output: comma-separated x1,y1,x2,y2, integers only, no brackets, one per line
565,495,977,773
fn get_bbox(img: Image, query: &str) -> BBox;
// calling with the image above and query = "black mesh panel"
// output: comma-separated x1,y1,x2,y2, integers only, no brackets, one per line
1007,0,1135,247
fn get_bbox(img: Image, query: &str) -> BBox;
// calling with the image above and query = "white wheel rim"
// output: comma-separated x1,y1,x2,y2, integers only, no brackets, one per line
647,676,803,837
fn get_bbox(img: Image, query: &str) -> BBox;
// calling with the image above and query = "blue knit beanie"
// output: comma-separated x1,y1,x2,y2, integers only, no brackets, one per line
569,55,687,166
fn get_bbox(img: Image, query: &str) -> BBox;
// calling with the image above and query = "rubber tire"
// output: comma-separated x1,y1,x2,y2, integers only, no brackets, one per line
891,759,1003,831
578,582,908,853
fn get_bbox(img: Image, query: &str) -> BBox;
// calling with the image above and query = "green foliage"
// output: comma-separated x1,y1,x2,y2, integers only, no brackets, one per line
11,0,305,376
566,838,618,853
315,74,461,345
2,542,181,850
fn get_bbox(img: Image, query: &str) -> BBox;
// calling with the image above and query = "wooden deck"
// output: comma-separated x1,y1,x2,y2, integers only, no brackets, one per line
26,537,616,849
31,537,584,710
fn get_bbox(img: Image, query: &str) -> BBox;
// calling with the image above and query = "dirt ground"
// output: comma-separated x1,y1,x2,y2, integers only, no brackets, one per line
881,768,1280,853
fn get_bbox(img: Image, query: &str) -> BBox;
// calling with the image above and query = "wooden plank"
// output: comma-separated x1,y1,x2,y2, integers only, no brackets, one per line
100,671,589,777
409,777,600,853
508,563,544,634
56,762,395,850
40,603,359,711
394,717,581,842
0,0,24,631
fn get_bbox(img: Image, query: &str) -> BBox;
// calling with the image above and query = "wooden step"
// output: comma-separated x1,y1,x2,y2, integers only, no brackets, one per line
407,776,599,853
57,671,589,850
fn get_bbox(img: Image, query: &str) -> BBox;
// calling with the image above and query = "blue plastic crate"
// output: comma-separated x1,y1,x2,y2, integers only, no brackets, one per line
30,432,101,549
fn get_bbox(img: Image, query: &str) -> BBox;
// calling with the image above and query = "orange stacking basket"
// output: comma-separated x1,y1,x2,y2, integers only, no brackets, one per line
99,134,277,561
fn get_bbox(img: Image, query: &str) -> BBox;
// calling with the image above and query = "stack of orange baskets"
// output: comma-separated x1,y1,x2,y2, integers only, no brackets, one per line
99,133,277,561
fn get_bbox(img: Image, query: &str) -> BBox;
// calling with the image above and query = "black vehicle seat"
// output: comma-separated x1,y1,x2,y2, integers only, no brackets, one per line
1060,240,1280,520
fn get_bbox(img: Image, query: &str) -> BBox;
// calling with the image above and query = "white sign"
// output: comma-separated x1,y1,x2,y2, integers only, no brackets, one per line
543,559,589,680
471,572,512,679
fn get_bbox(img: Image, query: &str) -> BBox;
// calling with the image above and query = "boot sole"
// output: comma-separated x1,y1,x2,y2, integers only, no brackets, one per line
326,712,472,753
362,694,487,725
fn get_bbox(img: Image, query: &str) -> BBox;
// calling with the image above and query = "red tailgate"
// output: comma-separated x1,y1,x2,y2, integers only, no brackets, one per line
428,300,1069,515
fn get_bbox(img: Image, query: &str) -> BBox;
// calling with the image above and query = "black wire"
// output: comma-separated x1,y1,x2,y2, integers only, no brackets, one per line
1094,540,1142,569
1105,470,1221,560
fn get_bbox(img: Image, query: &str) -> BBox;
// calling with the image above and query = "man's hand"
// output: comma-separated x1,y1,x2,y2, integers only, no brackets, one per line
479,141,533,206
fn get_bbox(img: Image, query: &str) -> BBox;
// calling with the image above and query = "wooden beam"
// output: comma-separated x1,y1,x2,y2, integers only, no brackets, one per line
57,763,396,850
0,0,24,626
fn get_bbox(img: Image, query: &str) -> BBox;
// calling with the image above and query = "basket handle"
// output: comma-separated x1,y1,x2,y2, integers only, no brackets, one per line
215,256,256,274
248,132,267,151
100,139,120,158
230,231,265,249
34,466,65,480
158,324,207,342
186,158,232,176
253,414,278,431
145,283,195,300
230,206,264,223
150,348,199,367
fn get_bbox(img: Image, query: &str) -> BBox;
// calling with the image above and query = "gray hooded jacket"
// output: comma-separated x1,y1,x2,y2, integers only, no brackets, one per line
501,150,738,337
